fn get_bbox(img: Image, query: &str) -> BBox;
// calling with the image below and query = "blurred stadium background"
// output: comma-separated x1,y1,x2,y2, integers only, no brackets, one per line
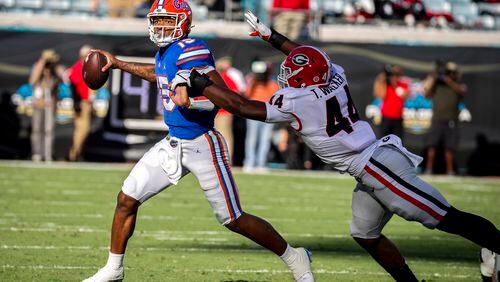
0,0,499,281
1,0,500,174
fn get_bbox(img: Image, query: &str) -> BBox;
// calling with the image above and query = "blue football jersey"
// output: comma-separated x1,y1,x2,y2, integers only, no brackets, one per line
155,38,217,139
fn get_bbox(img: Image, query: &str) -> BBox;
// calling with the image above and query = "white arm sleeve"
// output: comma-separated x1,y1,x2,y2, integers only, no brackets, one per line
265,102,294,123
188,98,215,111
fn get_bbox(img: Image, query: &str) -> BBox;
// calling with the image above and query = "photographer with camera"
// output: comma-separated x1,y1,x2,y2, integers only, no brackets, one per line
28,49,65,162
373,64,410,139
423,61,467,175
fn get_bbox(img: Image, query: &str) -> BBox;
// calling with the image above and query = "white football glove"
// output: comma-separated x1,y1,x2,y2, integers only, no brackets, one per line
245,10,272,41
169,69,191,91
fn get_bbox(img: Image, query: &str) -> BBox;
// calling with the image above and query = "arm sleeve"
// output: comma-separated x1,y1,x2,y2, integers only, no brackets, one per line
265,92,295,123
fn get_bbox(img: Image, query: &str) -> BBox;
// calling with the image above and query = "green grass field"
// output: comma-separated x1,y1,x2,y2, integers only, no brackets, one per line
0,162,498,281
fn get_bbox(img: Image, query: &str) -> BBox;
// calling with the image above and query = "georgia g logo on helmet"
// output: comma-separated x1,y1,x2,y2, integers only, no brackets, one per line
278,46,331,89
292,54,309,66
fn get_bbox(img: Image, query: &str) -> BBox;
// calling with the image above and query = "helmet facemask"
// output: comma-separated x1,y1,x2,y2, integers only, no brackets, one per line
148,13,187,47
277,62,290,89
278,61,305,89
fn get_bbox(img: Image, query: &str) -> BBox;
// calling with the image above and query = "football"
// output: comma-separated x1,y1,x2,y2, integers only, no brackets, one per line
82,51,109,90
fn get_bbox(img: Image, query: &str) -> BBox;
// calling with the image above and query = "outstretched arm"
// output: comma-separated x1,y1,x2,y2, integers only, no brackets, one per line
171,70,267,121
201,81,267,121
92,49,156,83
244,11,300,55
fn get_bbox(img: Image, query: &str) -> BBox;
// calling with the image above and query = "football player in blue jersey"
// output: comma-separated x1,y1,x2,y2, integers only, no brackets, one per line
171,10,500,282
82,1,313,281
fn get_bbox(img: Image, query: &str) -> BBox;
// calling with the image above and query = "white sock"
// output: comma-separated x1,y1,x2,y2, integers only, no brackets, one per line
105,252,124,269
280,244,297,265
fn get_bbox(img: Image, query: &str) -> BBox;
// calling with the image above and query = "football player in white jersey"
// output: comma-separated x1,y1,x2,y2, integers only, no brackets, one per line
171,11,500,281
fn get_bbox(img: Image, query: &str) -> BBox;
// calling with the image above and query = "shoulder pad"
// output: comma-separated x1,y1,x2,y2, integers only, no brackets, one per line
331,63,345,75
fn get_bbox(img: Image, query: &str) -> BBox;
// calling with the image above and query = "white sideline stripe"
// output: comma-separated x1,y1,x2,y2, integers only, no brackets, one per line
177,49,210,60
0,264,475,278
1,245,265,253
1,212,353,224
6,200,350,213
3,213,105,219
3,244,480,266
7,200,350,213
2,265,94,270
2,160,500,184
0,226,462,241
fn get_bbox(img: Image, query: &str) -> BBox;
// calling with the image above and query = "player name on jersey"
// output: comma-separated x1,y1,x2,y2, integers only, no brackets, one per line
311,72,345,99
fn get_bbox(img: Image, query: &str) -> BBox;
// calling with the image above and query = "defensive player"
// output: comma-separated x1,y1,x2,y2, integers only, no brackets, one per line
170,11,500,281
83,2,313,282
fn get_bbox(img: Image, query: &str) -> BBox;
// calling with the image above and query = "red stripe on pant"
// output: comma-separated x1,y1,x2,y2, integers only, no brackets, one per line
364,165,444,221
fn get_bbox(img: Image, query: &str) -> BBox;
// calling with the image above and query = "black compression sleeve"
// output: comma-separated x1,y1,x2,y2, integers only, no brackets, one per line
189,70,214,94
268,28,288,50
437,206,500,253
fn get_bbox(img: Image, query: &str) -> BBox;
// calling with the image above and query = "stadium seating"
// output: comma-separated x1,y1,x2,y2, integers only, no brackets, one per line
0,0,498,30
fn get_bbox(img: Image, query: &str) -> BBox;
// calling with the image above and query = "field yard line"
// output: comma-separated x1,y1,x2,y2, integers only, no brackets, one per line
1,212,353,224
4,200,350,212
2,160,499,184
0,264,476,279
2,244,479,264
2,245,92,250
0,226,462,242
1,264,95,270
1,212,425,226
3,212,106,219
1,244,266,253
0,160,133,171
0,226,106,232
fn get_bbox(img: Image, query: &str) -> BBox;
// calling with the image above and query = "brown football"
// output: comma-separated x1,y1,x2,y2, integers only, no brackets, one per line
82,51,109,90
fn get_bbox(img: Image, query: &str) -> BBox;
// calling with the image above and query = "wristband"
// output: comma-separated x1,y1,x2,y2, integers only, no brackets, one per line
190,70,214,93
268,29,288,50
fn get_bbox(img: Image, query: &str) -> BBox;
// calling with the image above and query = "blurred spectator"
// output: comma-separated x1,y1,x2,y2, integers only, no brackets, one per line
272,0,310,40
90,0,100,14
243,61,279,172
467,133,500,176
199,0,225,12
68,45,93,162
0,91,21,159
242,0,269,25
373,64,409,139
134,0,155,17
108,0,144,17
423,61,467,175
215,56,246,162
29,49,65,162
276,126,318,170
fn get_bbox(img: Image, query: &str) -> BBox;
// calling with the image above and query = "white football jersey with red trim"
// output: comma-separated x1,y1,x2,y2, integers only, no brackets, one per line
266,63,377,175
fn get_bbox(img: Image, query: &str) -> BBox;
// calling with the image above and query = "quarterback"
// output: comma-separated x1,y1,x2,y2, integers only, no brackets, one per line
171,11,500,281
83,1,313,282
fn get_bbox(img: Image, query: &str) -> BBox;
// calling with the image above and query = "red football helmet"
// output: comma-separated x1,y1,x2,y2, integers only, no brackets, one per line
147,0,192,47
278,46,332,89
